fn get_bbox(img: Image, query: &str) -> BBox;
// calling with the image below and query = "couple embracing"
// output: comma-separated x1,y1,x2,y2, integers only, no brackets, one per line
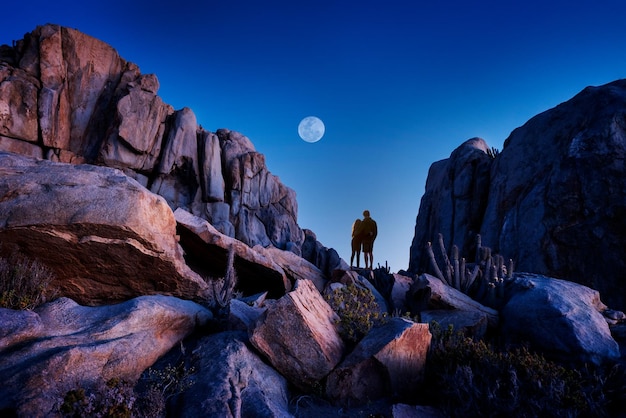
350,210,377,269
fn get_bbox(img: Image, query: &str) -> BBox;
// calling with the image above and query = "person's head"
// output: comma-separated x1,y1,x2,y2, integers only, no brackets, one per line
363,210,370,218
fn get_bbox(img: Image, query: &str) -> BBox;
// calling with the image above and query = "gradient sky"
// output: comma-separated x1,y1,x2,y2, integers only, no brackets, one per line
3,1,626,272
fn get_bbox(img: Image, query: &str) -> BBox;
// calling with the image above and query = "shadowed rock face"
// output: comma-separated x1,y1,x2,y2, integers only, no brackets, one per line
410,80,626,310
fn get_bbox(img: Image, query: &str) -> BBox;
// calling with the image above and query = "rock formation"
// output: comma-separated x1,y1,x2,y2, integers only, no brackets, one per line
409,80,626,310
0,24,309,261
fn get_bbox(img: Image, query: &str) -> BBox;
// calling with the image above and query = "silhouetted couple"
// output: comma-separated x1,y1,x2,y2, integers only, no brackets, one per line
350,210,377,269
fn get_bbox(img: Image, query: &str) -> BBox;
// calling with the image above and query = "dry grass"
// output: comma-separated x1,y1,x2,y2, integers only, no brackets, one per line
0,251,58,310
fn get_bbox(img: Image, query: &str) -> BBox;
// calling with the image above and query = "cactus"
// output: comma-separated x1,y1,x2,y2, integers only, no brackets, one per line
424,233,514,309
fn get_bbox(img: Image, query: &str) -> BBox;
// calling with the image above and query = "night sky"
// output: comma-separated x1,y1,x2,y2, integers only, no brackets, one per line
3,0,626,271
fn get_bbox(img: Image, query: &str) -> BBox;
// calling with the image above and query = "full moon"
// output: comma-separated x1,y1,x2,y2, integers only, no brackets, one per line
298,116,325,143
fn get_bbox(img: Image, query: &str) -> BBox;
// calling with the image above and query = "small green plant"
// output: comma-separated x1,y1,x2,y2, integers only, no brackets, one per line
0,251,58,310
325,283,388,344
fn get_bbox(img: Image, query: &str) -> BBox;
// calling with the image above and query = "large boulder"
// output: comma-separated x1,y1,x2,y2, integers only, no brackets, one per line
326,318,431,406
172,331,291,418
249,279,345,390
0,295,211,417
0,152,209,305
500,273,620,365
416,274,498,328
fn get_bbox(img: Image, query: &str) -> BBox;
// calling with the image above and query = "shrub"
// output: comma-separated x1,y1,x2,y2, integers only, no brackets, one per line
0,251,58,310
422,321,621,417
325,283,388,344
60,378,135,418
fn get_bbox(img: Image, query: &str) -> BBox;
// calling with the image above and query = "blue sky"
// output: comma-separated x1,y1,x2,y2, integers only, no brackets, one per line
3,1,626,271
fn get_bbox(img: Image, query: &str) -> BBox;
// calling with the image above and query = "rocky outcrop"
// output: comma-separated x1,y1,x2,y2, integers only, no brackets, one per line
501,273,620,365
409,80,626,310
0,152,208,305
409,137,492,275
249,279,345,390
0,296,211,417
0,24,306,261
174,208,291,298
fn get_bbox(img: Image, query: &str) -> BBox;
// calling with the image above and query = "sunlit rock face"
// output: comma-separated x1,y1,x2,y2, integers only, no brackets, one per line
0,152,209,305
409,80,626,310
0,24,304,256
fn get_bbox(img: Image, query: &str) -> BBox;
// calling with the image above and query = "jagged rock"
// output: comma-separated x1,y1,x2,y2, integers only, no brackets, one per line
409,137,492,274
501,273,620,365
151,107,200,210
0,295,211,417
36,25,131,159
100,74,174,171
0,152,209,305
326,318,431,405
249,279,345,390
174,208,290,298
172,331,291,418
417,273,498,327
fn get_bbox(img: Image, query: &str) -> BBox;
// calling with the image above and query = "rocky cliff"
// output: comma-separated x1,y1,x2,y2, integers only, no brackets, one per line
0,24,307,256
409,79,626,310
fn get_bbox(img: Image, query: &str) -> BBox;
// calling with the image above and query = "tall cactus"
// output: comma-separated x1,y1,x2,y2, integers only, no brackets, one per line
425,233,514,308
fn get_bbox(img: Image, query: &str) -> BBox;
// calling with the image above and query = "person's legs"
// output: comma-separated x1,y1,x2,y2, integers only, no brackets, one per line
362,241,373,269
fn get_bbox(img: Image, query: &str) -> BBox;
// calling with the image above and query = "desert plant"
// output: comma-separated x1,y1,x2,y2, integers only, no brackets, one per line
133,360,197,417
202,245,237,317
425,233,513,308
325,283,388,344
60,378,136,418
0,251,58,310
423,321,616,417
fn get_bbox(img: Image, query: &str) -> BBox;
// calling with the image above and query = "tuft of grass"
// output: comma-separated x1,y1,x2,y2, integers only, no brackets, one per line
0,251,58,310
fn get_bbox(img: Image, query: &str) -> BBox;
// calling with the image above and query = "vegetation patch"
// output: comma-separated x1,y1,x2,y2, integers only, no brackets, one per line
0,251,58,310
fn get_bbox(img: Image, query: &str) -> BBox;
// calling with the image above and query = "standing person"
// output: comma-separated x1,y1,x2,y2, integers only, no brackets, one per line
350,218,364,268
361,210,377,269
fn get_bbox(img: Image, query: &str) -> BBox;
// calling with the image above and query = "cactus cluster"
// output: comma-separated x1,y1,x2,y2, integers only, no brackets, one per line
425,233,514,308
